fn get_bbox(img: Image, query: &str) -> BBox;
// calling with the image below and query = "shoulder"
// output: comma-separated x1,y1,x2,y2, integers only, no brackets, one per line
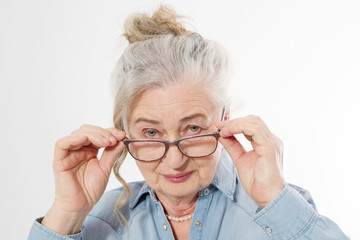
84,181,146,230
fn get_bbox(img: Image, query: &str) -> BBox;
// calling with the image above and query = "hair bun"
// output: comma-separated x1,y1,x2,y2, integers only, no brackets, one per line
123,5,191,43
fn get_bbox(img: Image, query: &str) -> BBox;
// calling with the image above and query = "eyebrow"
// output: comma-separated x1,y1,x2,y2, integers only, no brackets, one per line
134,112,208,125
179,113,207,122
134,117,160,125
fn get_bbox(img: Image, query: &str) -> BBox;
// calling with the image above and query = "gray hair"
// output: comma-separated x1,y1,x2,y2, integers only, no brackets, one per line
111,33,231,130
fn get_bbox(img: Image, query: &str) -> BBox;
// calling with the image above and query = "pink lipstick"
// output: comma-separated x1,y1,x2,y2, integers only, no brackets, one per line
162,171,194,183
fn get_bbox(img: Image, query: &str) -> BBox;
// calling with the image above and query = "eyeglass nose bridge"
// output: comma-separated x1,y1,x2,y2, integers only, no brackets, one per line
161,138,188,159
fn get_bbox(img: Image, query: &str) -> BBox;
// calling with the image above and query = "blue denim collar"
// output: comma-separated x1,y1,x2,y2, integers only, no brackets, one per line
211,149,237,201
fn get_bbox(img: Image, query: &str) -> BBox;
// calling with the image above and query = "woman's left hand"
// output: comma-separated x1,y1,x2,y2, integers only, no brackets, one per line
216,115,285,209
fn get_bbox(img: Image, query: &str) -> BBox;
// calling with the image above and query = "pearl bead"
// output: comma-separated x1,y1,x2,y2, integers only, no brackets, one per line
166,213,194,222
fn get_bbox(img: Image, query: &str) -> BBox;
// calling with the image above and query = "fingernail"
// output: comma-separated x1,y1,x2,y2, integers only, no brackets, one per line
117,130,124,137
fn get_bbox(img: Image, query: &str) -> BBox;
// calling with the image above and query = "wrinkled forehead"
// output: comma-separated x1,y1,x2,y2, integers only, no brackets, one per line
128,83,220,128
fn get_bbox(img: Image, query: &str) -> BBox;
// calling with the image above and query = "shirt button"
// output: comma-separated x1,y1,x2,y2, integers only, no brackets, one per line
265,227,272,234
163,224,168,230
203,188,210,195
195,221,202,227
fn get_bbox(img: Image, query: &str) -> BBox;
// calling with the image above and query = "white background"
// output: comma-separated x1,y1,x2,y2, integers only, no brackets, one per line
0,0,359,239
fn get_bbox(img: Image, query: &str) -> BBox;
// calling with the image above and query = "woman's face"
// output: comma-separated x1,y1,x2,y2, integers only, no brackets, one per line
127,81,223,201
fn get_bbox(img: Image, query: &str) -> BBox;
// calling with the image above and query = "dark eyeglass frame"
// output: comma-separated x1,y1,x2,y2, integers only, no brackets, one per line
123,107,226,162
123,132,220,162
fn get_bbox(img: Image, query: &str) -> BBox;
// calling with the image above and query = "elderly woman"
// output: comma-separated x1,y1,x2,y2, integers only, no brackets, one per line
28,6,348,240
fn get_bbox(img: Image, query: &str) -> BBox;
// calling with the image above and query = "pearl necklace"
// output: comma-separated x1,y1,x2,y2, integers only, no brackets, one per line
166,213,194,222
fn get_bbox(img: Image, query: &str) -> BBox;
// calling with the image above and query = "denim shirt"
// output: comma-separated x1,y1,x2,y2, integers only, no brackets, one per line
28,150,349,240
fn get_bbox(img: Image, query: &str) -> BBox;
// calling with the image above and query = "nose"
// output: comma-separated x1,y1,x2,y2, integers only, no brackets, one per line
162,144,188,169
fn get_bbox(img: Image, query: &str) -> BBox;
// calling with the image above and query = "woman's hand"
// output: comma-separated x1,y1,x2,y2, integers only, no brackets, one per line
216,115,285,209
42,125,126,235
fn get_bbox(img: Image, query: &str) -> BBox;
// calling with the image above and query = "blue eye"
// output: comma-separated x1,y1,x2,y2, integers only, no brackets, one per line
146,130,157,137
189,126,200,133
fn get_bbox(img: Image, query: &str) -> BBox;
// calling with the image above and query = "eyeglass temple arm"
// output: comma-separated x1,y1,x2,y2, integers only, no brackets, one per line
217,107,226,134
220,107,226,121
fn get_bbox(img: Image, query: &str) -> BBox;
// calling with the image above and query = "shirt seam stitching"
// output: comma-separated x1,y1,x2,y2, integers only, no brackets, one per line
288,211,318,240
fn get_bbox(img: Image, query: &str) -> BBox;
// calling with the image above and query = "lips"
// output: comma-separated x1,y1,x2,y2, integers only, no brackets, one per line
162,171,194,183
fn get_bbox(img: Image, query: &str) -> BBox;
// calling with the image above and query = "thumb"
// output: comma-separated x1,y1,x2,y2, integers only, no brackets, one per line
219,136,247,164
99,141,126,177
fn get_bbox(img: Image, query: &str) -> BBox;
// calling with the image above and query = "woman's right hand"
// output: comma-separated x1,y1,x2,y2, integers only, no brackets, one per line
41,125,126,235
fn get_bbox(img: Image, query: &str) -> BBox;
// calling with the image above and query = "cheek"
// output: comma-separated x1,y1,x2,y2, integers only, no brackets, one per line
196,151,221,186
136,161,159,184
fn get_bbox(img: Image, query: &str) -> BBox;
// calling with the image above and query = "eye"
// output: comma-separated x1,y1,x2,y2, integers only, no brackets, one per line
188,126,201,133
146,130,157,137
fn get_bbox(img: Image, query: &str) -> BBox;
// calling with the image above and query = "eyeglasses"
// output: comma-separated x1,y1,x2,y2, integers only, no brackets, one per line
123,132,220,162
123,108,225,162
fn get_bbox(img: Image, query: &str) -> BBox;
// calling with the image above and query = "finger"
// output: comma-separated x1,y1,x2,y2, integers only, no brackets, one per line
96,128,118,146
75,125,124,146
99,141,126,177
106,128,126,142
55,135,88,150
73,128,117,148
55,135,88,160
219,136,247,164
216,115,271,134
217,115,271,138
219,121,270,148
94,128,125,146
244,115,272,137
55,132,111,160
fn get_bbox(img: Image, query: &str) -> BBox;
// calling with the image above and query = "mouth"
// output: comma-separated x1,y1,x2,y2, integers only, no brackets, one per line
162,171,194,183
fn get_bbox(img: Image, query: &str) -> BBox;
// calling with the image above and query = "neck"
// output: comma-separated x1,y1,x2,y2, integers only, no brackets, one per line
155,191,197,218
